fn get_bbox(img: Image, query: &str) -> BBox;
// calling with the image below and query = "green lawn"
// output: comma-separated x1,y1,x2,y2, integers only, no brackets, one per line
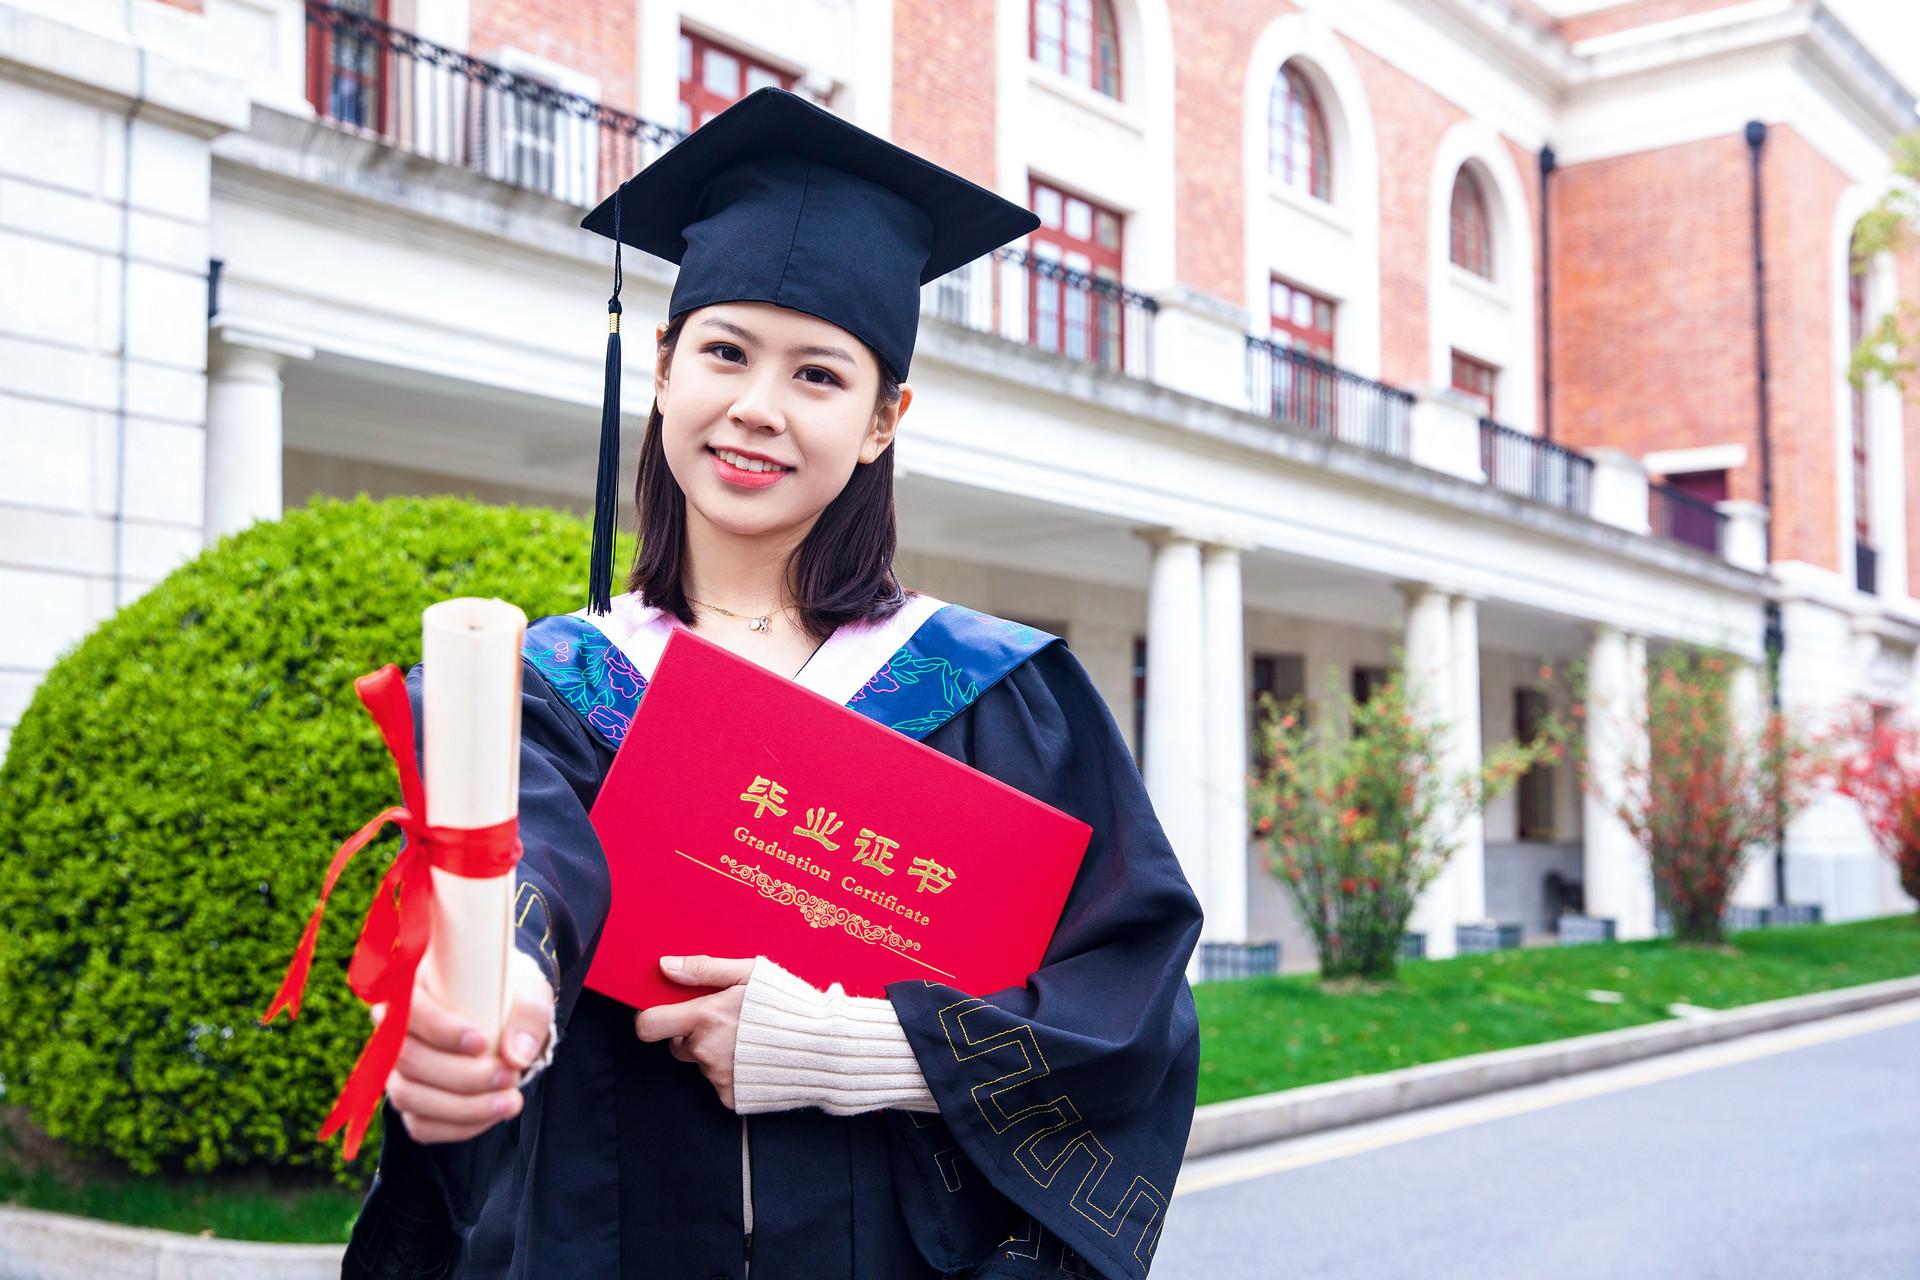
0,1119,364,1245
2,914,1914,1243
1195,912,1920,1106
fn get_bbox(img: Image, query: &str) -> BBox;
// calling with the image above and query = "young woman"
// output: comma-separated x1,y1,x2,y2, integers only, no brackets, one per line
346,88,1201,1280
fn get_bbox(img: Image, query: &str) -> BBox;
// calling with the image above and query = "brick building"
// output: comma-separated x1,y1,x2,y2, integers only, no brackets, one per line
2,0,1916,966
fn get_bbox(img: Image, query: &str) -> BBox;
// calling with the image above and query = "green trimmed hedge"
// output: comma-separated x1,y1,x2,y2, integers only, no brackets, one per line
0,495,611,1177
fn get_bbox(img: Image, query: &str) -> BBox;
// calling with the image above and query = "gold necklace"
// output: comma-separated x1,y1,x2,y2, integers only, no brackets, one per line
686,595,778,634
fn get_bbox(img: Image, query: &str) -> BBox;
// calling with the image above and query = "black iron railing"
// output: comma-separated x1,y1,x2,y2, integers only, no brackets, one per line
1856,539,1879,595
1478,418,1593,514
304,0,680,205
1650,482,1726,555
924,246,1157,379
1243,336,1413,458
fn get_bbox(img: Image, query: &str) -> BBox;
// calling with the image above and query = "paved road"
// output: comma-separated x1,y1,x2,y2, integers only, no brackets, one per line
1156,1000,1920,1280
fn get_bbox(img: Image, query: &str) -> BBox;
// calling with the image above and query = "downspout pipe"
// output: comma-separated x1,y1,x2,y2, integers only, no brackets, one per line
1539,146,1556,444
1746,118,1786,907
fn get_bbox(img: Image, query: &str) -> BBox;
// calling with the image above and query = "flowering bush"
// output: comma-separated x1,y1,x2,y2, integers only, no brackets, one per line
1248,670,1562,981
1834,712,1920,911
1609,647,1817,944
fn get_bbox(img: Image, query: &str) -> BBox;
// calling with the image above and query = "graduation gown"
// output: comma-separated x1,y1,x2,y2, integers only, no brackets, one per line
342,592,1202,1280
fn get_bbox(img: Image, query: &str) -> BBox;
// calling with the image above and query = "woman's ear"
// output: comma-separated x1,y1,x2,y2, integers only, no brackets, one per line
653,323,672,406
860,383,912,464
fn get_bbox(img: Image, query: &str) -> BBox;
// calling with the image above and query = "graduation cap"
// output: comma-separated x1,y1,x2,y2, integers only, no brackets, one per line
576,87,1040,614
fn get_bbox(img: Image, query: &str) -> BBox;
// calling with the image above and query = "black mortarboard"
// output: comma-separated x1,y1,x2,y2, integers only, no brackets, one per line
576,87,1040,614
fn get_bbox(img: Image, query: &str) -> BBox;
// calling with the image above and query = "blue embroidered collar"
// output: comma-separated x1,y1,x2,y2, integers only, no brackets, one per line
523,593,1059,749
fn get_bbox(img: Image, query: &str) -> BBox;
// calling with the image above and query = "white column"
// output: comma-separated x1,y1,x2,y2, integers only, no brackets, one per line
1140,531,1209,941
1399,582,1459,959
1201,543,1249,943
1583,625,1654,939
204,328,311,542
1728,657,1776,908
1450,594,1486,925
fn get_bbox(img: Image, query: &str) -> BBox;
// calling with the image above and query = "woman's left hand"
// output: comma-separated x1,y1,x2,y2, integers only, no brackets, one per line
633,955,755,1109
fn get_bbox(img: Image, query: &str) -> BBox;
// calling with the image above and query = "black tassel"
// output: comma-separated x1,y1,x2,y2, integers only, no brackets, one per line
588,186,626,616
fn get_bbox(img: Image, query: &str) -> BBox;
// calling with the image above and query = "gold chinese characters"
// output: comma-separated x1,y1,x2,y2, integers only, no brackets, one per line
736,774,957,896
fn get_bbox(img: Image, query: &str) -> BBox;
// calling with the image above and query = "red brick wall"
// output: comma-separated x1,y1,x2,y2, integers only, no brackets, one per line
1766,126,1850,572
892,0,997,185
1348,38,1467,388
1553,137,1757,495
1550,128,1848,571
1163,8,1536,395
1558,0,1758,44
1168,0,1301,303
469,0,637,113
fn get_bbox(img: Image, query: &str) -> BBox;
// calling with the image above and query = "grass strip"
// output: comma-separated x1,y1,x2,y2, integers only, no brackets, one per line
1195,913,1920,1107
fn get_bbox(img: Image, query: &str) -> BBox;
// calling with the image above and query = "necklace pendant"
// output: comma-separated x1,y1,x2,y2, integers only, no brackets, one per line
749,615,770,633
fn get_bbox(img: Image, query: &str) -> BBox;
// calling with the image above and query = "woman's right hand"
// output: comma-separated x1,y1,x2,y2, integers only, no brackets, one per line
376,969,554,1145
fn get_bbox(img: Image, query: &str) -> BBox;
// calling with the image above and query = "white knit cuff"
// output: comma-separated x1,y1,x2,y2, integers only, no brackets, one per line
507,947,559,1085
732,957,940,1116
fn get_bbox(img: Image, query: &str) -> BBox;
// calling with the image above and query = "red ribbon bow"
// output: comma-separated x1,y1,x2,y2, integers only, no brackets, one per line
261,663,522,1159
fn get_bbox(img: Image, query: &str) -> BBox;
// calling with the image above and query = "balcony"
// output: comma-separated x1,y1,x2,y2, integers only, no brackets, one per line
1478,419,1593,516
1243,337,1413,459
304,0,680,206
1650,481,1727,555
924,247,1158,380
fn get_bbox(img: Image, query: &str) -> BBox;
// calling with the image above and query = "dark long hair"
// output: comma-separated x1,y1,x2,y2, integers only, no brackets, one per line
626,312,908,642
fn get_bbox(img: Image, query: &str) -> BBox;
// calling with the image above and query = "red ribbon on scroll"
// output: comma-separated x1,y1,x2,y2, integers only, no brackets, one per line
261,663,522,1159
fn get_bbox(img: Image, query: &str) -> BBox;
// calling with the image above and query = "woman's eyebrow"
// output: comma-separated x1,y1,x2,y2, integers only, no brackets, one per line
790,343,857,367
698,316,857,367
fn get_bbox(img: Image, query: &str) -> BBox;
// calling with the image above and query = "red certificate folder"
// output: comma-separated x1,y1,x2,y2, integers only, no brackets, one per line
584,628,1091,1009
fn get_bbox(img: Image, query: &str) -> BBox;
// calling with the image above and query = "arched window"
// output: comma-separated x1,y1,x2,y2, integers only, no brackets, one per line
1849,240,1872,549
1450,168,1493,279
1269,63,1330,201
1032,0,1121,99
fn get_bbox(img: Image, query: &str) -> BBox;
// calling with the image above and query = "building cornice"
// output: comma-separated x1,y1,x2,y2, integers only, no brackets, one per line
1389,0,1917,147
1569,2,1917,138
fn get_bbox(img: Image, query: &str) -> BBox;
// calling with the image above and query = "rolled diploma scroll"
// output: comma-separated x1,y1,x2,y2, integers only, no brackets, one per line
420,597,528,1048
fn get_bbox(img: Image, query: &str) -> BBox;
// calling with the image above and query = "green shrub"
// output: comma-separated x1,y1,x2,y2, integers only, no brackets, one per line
0,495,613,1177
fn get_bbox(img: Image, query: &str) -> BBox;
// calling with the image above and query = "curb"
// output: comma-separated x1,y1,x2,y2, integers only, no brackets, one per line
0,1206,343,1279
1185,973,1920,1160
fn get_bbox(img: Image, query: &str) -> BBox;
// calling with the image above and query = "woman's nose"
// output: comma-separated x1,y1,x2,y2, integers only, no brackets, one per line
728,371,788,433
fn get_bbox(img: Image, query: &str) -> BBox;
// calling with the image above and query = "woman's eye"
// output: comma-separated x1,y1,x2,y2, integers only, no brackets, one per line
705,342,745,363
798,367,841,387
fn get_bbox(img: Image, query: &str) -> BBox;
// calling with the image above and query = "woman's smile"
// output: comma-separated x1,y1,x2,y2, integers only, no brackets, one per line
708,444,793,489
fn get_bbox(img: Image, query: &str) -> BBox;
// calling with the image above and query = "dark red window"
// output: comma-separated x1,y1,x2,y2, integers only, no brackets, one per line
1270,278,1335,359
1250,652,1304,766
1269,63,1330,201
1451,351,1498,419
1267,278,1338,429
679,30,795,134
1450,168,1493,280
308,0,390,133
1515,688,1555,840
1849,263,1872,543
1029,177,1125,368
1032,0,1121,99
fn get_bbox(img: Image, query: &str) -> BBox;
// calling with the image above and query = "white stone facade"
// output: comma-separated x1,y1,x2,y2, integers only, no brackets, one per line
2,0,1916,974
